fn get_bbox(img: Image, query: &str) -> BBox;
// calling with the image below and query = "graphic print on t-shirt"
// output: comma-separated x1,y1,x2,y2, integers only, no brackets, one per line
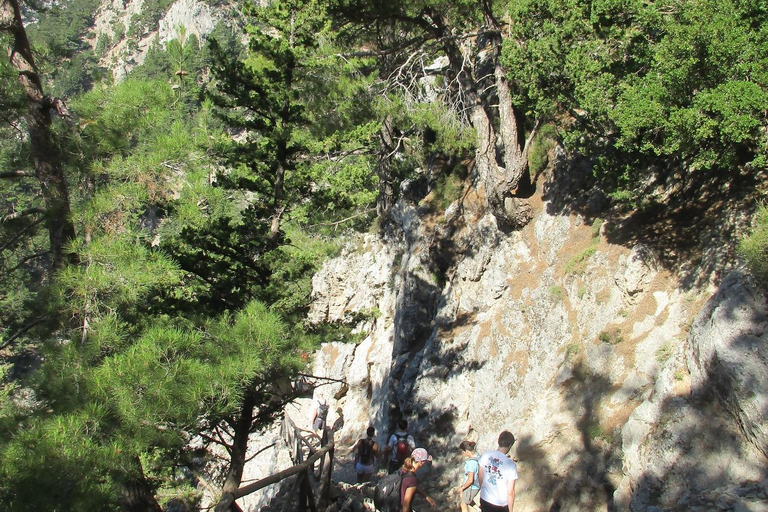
484,456,504,486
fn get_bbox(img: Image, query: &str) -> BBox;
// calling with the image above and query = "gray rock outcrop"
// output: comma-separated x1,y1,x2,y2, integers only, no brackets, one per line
301,171,768,512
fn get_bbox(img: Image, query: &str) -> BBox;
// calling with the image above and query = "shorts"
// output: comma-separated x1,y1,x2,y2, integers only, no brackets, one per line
355,461,375,475
462,487,480,505
479,499,509,512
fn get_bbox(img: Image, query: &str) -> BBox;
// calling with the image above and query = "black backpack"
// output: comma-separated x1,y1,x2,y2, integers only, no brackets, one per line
374,472,403,512
316,401,329,420
358,438,375,465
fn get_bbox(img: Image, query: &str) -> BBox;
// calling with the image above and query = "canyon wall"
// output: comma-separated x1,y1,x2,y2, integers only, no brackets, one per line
303,166,768,511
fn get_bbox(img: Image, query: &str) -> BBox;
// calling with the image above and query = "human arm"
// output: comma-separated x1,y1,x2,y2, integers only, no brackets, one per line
382,435,394,459
458,471,474,492
507,478,516,511
348,440,359,457
478,463,485,488
402,485,417,512
402,484,435,512
417,487,437,508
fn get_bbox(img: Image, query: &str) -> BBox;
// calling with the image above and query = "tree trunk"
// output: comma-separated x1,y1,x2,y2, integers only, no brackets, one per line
120,460,163,512
376,116,397,220
428,9,534,229
220,388,257,496
0,0,77,269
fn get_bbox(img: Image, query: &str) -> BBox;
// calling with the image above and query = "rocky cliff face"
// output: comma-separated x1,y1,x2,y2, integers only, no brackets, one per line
90,0,224,81
303,160,768,511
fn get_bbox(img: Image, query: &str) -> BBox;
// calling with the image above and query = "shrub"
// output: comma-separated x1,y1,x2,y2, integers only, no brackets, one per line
598,329,623,345
656,343,673,362
739,204,768,290
549,285,565,302
591,218,604,239
565,246,597,275
430,172,465,212
528,123,558,177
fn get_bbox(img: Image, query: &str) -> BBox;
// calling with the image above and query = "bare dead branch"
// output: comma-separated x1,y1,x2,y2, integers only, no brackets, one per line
296,373,348,386
0,170,34,179
244,442,277,464
197,431,231,450
2,207,43,222
0,216,45,253
0,315,49,350
2,250,50,273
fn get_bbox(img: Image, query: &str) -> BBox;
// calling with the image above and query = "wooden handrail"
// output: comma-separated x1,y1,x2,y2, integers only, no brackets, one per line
214,423,334,512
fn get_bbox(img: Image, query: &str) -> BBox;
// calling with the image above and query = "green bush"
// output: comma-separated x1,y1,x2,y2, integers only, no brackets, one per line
528,123,558,177
565,246,597,275
598,329,624,345
549,285,565,302
739,205,768,290
430,172,465,212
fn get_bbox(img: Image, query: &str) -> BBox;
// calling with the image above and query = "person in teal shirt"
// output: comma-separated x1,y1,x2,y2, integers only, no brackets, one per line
457,440,480,512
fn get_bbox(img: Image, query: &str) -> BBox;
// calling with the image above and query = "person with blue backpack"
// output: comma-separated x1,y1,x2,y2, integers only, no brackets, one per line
457,440,480,512
350,426,379,483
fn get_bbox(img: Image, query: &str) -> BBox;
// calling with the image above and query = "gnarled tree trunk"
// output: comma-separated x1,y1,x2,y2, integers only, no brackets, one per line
428,8,536,229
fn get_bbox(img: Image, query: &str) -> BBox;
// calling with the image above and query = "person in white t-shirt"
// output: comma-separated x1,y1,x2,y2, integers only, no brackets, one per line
477,431,518,512
382,419,415,474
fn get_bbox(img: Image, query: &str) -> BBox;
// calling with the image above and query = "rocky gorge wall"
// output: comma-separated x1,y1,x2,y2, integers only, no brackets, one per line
302,165,768,511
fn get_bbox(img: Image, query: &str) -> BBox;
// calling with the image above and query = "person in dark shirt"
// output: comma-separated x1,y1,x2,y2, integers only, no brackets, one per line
400,448,437,512
350,426,378,483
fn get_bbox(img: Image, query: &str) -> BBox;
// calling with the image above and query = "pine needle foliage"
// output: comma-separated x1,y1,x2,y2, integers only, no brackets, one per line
739,204,768,290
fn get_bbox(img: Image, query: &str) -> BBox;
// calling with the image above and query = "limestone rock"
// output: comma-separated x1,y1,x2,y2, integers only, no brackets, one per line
300,202,766,512
687,272,768,458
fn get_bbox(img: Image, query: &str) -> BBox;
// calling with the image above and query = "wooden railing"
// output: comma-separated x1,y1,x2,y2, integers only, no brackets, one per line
214,415,335,512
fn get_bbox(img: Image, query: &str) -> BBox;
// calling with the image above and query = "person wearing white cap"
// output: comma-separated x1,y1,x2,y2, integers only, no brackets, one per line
401,448,437,512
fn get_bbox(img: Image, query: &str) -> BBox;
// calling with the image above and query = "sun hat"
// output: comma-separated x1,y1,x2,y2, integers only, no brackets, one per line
411,447,433,462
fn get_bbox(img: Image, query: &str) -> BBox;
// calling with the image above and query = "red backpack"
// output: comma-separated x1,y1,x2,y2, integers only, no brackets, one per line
394,433,411,462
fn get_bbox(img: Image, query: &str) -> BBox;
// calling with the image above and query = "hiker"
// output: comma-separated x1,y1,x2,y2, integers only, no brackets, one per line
383,419,415,474
309,392,329,435
456,440,480,512
350,426,378,483
332,407,345,433
401,448,437,512
477,431,518,512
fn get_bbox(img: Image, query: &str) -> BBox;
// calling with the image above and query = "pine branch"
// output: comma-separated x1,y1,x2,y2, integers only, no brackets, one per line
244,442,277,464
0,216,45,253
2,207,43,222
3,250,50,273
0,315,49,350
0,170,35,179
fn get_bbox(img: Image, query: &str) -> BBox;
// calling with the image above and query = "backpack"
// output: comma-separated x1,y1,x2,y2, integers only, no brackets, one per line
316,401,329,420
394,433,411,463
358,438,375,465
374,471,403,512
